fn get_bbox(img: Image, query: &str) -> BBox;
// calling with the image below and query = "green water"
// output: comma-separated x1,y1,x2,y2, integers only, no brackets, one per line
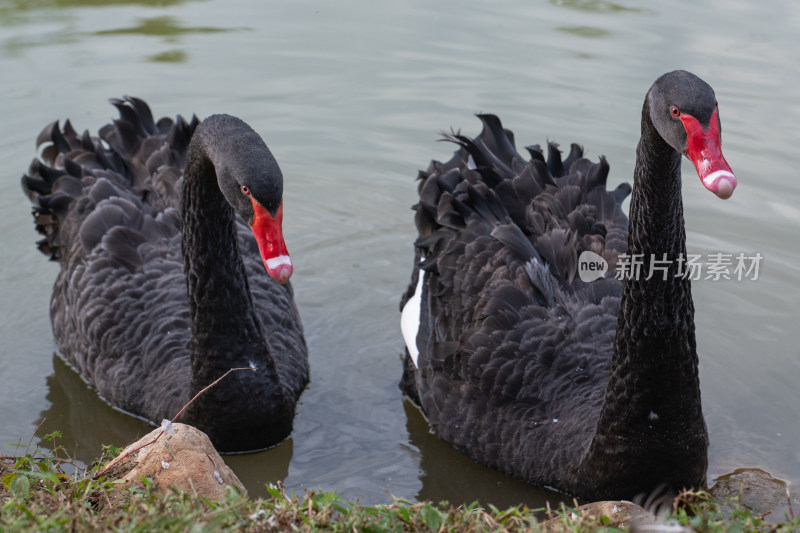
1,0,798,507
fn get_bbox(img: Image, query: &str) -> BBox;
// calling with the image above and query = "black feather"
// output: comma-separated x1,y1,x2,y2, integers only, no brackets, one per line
20,97,309,452
401,72,721,502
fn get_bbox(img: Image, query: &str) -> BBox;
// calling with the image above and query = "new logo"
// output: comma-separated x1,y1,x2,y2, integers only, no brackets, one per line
578,251,608,282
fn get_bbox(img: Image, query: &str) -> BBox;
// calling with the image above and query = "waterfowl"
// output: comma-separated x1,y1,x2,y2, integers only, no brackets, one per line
22,98,309,452
400,71,737,500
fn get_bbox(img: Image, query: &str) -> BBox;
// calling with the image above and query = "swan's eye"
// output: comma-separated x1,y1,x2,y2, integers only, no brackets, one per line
241,185,250,196
670,106,681,117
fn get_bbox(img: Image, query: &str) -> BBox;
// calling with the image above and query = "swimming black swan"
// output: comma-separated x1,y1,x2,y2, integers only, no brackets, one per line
22,98,309,452
399,70,737,500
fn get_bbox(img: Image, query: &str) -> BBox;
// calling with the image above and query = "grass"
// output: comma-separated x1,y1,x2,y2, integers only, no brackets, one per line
2,434,799,532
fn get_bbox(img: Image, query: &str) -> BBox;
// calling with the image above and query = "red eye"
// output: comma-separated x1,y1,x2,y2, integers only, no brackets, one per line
241,185,250,195
670,106,680,117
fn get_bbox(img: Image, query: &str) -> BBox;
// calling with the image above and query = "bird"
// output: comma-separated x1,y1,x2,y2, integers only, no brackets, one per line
399,70,737,501
21,97,309,452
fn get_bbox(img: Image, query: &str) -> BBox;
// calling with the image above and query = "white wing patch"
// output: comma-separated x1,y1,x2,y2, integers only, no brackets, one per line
400,268,425,368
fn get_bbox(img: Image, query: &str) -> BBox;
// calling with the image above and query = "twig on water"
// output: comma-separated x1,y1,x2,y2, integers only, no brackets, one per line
95,366,255,478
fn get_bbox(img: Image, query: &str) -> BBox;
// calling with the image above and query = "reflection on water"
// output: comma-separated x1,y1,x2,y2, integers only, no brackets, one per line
556,26,612,39
0,1,231,62
148,49,187,63
223,441,293,497
0,0,195,30
550,0,648,14
403,401,570,509
94,16,234,37
2,0,193,12
36,356,153,462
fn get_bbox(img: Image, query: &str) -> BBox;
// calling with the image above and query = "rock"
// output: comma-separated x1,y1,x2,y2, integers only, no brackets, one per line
107,422,245,500
709,468,794,521
573,500,648,528
542,500,648,529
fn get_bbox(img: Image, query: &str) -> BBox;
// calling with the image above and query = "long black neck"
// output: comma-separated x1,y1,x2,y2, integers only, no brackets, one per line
178,118,294,451
578,100,708,498
180,125,281,399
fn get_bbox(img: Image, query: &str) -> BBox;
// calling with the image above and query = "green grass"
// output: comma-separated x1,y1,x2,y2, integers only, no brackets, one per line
1,436,798,532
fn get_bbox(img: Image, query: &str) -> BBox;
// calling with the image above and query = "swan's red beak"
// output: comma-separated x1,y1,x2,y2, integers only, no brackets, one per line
680,109,737,199
250,200,293,284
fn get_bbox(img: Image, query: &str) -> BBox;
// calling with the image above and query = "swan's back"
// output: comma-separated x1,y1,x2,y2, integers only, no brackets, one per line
22,98,306,425
23,98,194,262
400,115,632,485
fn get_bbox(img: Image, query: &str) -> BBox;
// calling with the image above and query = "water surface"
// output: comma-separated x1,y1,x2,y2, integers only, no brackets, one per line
1,0,798,507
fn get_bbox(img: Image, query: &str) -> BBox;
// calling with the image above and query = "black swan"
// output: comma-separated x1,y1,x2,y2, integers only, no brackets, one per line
22,98,309,452
399,70,737,500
